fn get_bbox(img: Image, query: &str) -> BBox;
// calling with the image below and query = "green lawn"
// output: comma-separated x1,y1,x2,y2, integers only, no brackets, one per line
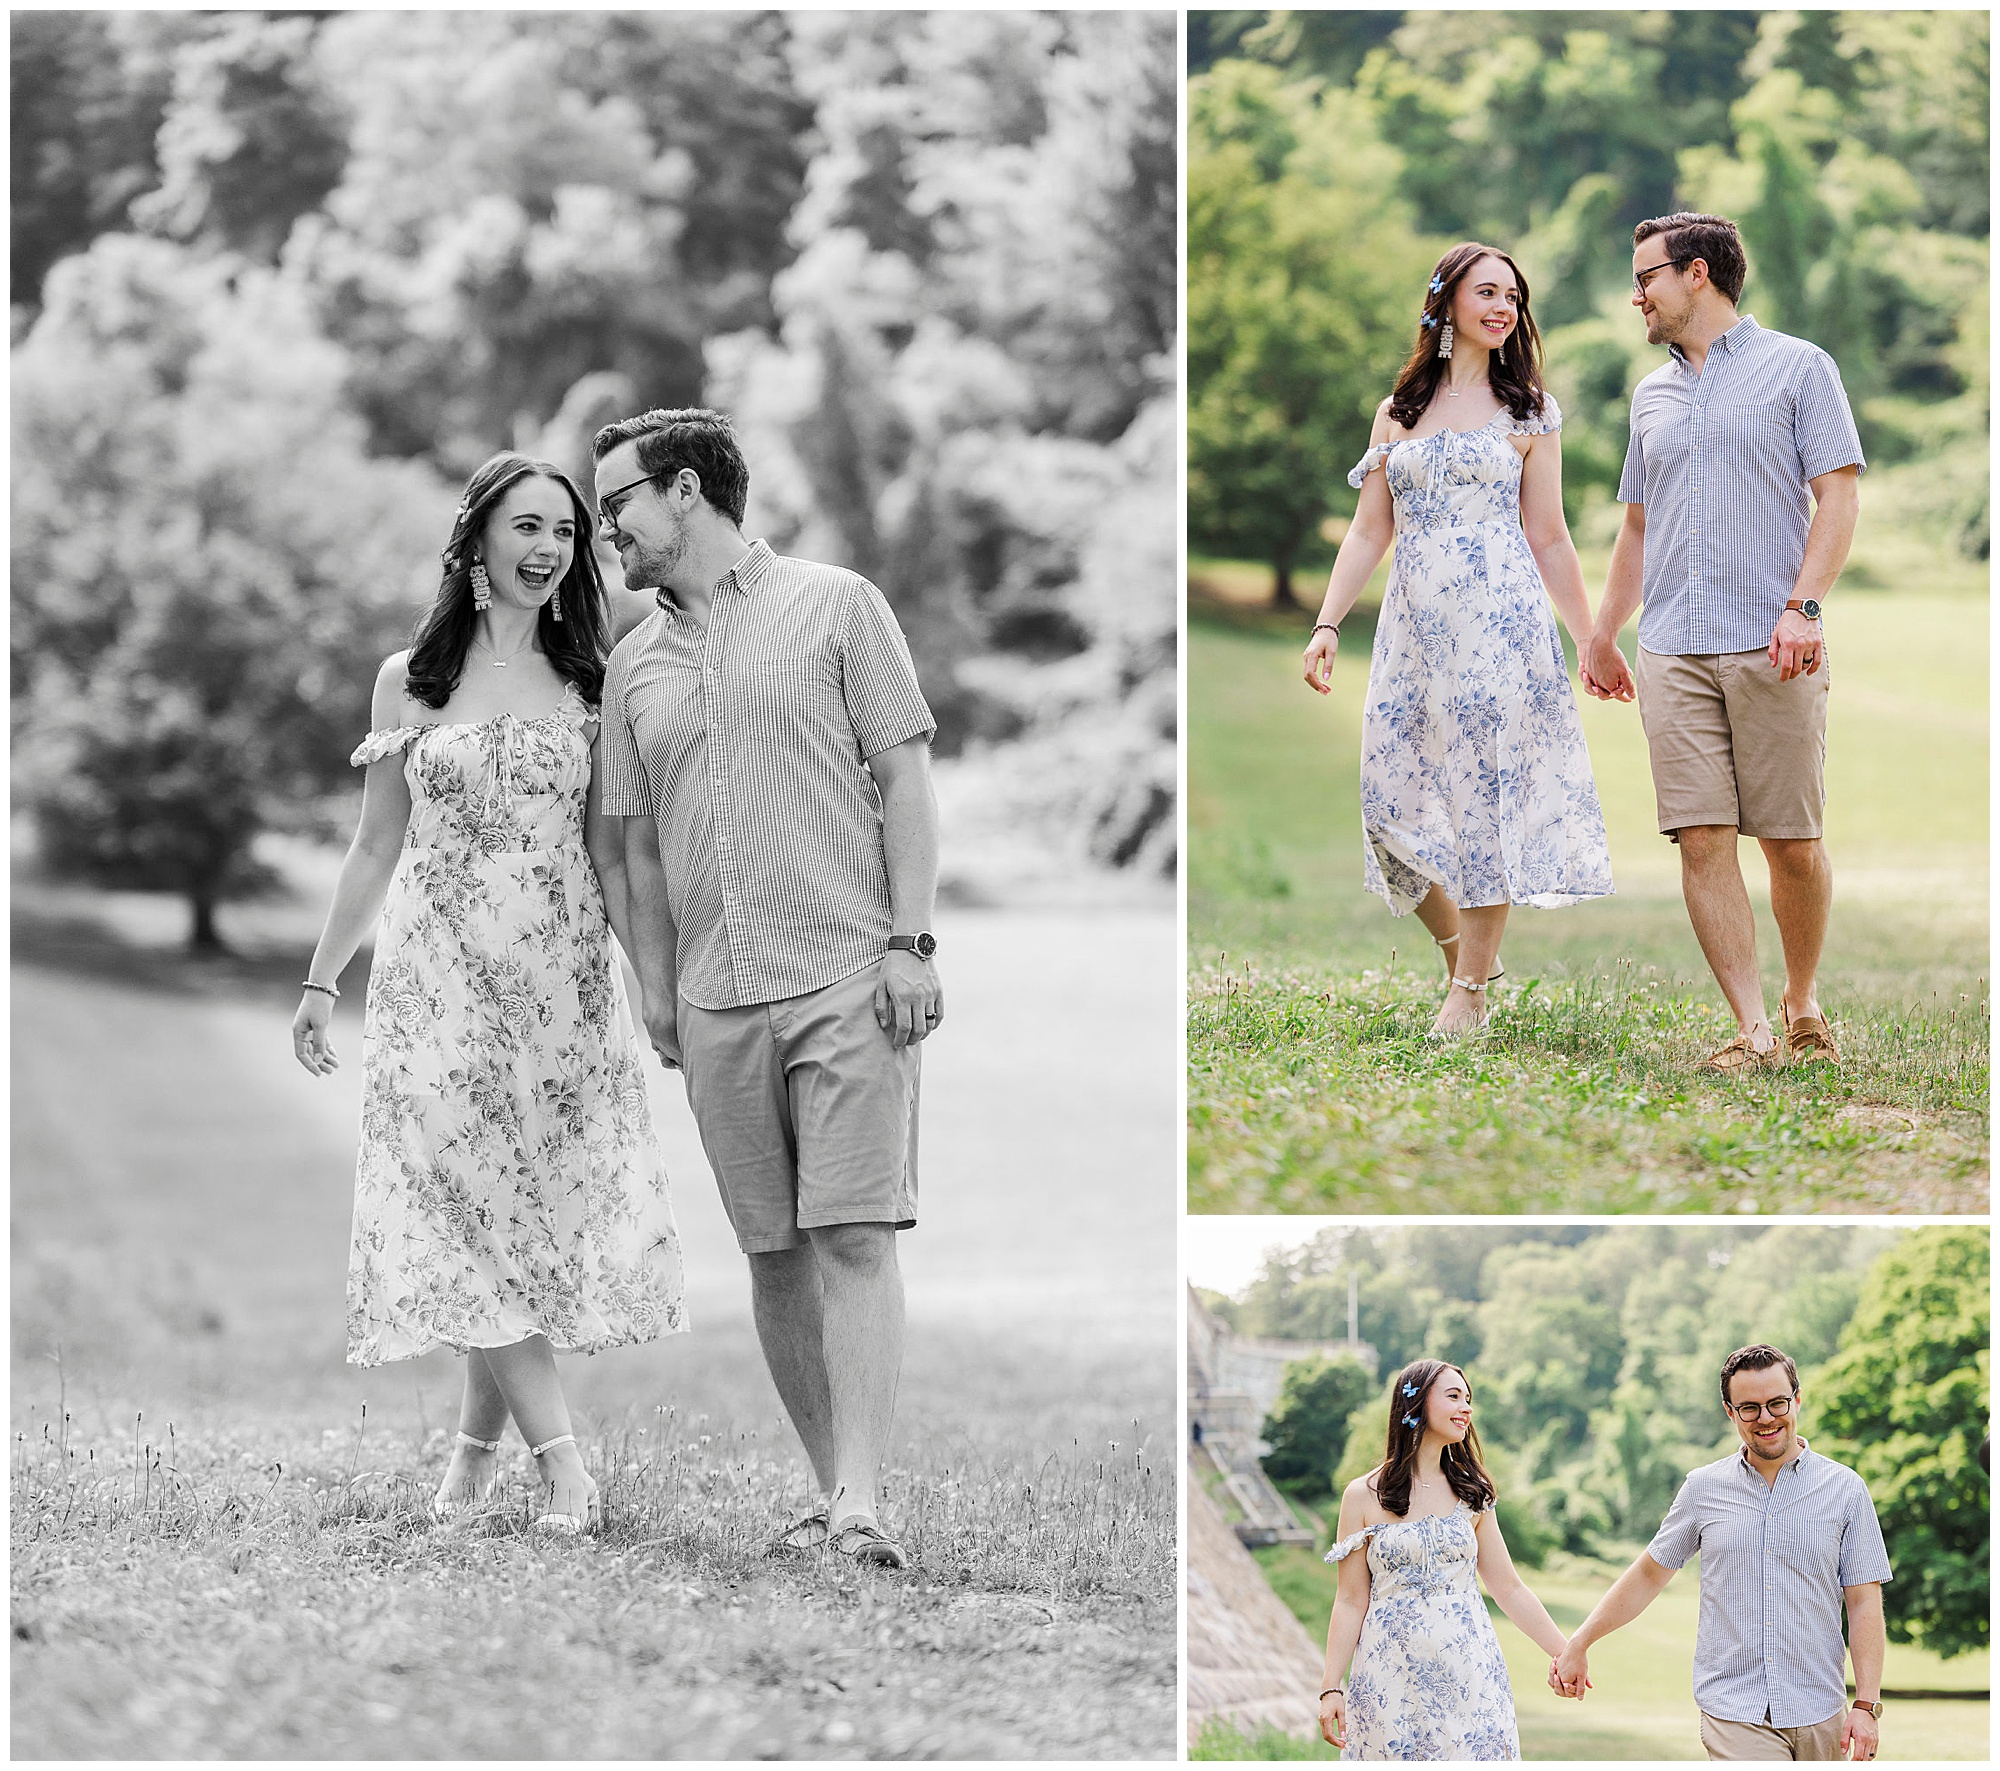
1188,545,1989,1211
1214,1542,1991,1761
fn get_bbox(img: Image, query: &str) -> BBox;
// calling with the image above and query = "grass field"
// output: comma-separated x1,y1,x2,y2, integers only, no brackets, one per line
1200,1541,1990,1761
10,888,1177,1759
1189,534,1989,1211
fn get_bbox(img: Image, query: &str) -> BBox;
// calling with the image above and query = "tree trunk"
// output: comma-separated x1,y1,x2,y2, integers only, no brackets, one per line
187,894,226,955
1270,550,1301,610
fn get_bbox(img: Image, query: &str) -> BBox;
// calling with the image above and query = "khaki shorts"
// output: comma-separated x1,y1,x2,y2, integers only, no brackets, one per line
1636,646,1829,841
1699,1709,1847,1761
678,964,918,1254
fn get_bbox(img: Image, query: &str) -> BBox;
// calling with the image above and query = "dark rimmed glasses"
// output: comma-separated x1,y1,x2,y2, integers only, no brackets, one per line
597,470,662,531
1730,1393,1797,1422
1633,256,1689,297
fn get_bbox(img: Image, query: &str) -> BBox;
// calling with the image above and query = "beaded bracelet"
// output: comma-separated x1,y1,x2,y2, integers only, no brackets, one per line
1313,622,1340,636
301,980,340,1000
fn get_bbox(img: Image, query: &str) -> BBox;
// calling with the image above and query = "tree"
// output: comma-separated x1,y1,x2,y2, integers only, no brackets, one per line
1188,62,1436,604
1809,1229,1989,1658
1262,1352,1376,1493
12,235,447,950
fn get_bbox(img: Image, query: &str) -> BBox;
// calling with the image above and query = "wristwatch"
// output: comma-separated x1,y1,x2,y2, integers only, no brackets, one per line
1851,1699,1883,1718
1784,597,1823,622
887,932,938,959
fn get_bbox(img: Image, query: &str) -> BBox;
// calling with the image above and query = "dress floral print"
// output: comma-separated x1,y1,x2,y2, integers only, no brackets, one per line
344,683,687,1366
1348,397,1613,915
1326,1502,1520,1760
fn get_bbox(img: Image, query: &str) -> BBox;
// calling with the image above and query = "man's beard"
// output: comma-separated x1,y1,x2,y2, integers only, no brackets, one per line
624,512,688,590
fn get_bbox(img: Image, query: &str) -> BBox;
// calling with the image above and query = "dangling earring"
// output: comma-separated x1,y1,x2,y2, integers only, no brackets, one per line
1438,319,1455,361
550,587,562,624
469,559,492,611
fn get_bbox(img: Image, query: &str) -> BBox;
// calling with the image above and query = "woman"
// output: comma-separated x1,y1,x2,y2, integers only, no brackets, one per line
1303,243,1613,1037
291,451,686,1533
1318,1360,1572,1759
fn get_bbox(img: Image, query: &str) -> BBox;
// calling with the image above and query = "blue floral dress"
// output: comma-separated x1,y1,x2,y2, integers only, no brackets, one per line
1347,397,1612,914
1327,1502,1520,1759
344,684,687,1367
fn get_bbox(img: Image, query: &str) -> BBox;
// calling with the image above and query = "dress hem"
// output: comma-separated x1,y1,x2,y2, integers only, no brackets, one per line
346,1317,691,1370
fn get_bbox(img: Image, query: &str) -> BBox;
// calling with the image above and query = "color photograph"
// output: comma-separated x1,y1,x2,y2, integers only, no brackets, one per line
12,12,1177,1758
1186,11,1989,1211
1187,1219,1991,1760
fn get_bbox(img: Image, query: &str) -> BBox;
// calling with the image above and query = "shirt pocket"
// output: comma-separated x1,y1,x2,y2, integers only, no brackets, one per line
1774,1508,1843,1585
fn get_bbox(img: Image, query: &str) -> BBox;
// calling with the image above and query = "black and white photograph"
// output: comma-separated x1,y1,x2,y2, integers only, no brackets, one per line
12,11,1177,1758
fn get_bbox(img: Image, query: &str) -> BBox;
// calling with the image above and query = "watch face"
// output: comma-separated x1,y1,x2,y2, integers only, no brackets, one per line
1801,599,1822,621
914,931,937,959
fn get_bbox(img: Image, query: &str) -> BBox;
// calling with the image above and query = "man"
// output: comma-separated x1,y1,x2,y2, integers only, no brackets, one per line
1551,1344,1891,1762
591,407,942,1569
1583,213,1864,1074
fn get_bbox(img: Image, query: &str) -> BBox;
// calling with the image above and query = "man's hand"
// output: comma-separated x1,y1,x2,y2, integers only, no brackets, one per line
1302,626,1339,695
639,994,683,1070
875,950,942,1047
1768,609,1824,681
1550,1640,1592,1700
1839,1707,1879,1761
1581,631,1635,703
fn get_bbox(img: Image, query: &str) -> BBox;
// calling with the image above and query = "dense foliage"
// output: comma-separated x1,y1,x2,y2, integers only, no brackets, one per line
1215,1223,1987,1652
11,13,1175,945
1189,11,1989,590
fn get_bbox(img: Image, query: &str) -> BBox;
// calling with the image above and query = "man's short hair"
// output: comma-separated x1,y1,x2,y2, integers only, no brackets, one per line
1634,212,1748,305
1719,1343,1799,1408
591,407,749,527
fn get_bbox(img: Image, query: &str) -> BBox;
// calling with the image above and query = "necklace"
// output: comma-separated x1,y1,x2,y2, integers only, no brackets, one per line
474,630,537,669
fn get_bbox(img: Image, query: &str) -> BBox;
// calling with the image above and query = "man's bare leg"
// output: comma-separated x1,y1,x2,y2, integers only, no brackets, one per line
1760,836,1831,1026
807,1222,904,1532
1677,824,1776,1050
746,1244,837,1492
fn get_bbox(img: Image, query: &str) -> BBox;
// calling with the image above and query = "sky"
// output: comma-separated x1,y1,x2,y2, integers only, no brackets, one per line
1185,1216,1349,1298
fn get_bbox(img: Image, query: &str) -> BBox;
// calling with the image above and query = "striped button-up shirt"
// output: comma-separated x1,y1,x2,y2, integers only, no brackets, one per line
599,540,936,1011
1619,316,1866,657
1647,1441,1892,1727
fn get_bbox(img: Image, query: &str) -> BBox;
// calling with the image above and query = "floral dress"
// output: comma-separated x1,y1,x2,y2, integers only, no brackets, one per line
1347,396,1613,914
344,683,687,1367
1326,1502,1520,1760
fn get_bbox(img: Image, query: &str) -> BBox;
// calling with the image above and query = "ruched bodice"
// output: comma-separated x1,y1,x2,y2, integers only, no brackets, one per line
1326,1503,1519,1759
1343,396,1612,916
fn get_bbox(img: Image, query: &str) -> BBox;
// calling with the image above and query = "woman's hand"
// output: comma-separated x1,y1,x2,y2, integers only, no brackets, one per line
292,993,338,1076
1302,626,1340,695
1318,1690,1346,1748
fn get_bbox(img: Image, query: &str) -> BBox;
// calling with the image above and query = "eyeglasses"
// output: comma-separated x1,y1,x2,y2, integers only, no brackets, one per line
1730,1394,1797,1422
597,471,662,531
1633,257,1687,297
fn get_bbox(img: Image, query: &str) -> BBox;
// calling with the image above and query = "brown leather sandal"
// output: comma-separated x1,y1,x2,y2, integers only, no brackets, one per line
1782,1004,1841,1064
1706,1034,1779,1074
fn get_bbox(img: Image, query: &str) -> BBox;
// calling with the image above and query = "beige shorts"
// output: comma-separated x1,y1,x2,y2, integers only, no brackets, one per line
1636,646,1829,841
1699,1709,1847,1761
677,964,918,1254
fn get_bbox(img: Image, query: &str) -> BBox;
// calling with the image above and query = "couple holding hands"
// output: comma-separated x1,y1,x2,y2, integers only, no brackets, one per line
1317,1345,1891,1762
1304,212,1861,1063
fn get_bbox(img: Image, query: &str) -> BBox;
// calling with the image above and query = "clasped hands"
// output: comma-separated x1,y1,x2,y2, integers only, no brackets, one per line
1547,1640,1592,1701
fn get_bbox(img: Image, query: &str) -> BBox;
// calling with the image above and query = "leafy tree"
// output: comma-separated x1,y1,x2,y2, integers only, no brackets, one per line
1262,1353,1376,1493
12,235,446,949
1188,61,1436,603
1809,1229,1990,1658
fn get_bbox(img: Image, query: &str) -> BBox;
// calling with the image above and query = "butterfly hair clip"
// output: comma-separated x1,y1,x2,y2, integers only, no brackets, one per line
1430,274,1444,294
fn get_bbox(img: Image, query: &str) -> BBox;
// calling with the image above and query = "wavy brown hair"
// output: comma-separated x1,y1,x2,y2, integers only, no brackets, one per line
1387,242,1548,431
404,452,609,710
1372,1359,1498,1518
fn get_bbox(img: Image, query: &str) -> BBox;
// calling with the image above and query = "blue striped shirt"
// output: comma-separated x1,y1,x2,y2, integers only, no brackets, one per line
1647,1441,1892,1727
1619,316,1866,656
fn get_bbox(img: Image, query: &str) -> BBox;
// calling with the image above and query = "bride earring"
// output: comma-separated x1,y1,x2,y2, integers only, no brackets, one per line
469,559,492,611
1438,319,1454,361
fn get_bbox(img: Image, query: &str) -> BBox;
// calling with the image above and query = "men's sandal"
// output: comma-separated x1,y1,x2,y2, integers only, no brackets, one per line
828,1520,909,1569
1783,1004,1841,1064
769,1507,831,1553
1705,1034,1779,1074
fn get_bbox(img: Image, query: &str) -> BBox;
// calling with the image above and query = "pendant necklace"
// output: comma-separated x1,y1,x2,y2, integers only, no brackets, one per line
475,629,537,669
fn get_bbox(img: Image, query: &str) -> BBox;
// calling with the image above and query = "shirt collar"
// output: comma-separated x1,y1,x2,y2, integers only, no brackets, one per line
1671,312,1760,369
1738,1433,1810,1477
652,539,772,615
